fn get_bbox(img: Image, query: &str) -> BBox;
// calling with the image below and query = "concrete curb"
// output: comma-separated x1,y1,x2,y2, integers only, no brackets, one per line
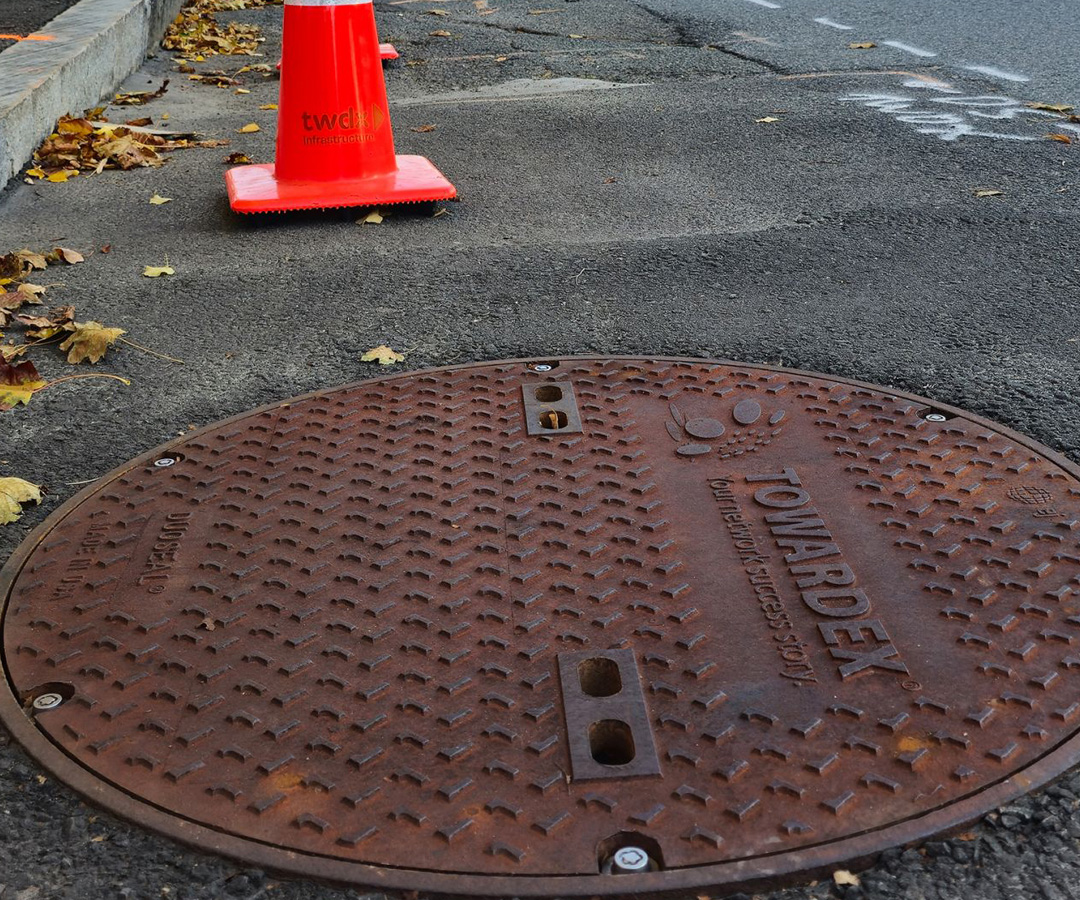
0,0,186,187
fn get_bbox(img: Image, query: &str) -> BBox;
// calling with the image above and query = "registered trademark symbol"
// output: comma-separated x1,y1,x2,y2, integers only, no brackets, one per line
901,679,922,691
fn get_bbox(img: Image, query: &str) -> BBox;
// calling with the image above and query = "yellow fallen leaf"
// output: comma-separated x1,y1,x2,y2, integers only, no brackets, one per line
359,210,384,225
235,88,251,94
59,321,127,364
1046,133,1072,144
756,116,780,123
149,193,173,205
429,29,452,37
0,477,42,525
46,169,79,183
238,123,260,133
848,41,876,49
259,103,278,110
833,870,860,887
26,168,46,179
1028,102,1073,113
972,188,1003,197
17,284,47,299
143,264,176,277
361,344,404,365
0,360,48,411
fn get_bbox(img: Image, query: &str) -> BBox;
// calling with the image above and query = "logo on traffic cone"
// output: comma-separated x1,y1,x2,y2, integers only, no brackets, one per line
226,0,455,213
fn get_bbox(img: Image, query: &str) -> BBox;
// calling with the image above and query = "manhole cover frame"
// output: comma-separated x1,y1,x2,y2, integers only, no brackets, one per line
2,355,1079,898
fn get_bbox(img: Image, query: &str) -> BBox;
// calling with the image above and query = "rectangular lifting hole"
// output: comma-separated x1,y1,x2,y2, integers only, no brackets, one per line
556,649,662,781
522,382,584,436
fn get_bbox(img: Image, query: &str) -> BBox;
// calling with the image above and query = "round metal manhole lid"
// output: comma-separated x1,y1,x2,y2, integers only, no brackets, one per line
4,357,1080,897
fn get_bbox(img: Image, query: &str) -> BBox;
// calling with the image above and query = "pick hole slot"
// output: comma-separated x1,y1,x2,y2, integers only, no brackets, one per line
589,719,636,766
578,657,622,697
539,409,568,430
534,385,563,403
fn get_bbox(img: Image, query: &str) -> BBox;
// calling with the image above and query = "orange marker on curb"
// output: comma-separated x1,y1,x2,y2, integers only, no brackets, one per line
226,0,454,213
0,34,57,41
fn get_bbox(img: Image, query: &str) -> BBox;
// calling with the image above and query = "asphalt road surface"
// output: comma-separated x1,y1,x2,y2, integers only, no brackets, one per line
0,0,1079,899
0,0,80,53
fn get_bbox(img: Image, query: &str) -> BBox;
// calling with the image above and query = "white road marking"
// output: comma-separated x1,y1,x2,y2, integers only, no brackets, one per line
813,17,853,30
744,0,782,8
881,40,938,58
962,65,1030,83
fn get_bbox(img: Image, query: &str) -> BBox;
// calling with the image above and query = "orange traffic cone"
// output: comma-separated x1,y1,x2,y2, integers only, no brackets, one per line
276,42,398,71
227,0,455,213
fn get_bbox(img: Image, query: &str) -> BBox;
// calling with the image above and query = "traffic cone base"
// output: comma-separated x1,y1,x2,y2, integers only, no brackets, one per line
226,155,456,213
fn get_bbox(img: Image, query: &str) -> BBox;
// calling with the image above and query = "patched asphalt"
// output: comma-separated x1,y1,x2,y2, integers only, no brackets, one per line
1,0,1079,898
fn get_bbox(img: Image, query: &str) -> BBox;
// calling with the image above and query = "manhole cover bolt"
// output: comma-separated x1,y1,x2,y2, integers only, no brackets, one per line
32,693,63,711
610,846,652,874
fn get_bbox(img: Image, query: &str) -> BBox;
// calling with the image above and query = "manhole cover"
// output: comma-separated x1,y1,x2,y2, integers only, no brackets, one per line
4,357,1080,897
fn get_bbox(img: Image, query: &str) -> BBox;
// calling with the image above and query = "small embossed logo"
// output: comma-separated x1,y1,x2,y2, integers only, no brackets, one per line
667,396,786,458
1007,485,1053,505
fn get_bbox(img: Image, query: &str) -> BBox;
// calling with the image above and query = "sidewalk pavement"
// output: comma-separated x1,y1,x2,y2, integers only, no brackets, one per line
0,0,1079,898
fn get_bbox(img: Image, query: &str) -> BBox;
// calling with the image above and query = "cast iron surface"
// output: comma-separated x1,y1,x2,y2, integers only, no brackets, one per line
3,357,1080,897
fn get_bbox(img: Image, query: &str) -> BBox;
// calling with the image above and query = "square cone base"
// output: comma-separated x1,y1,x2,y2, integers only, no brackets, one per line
226,155,456,213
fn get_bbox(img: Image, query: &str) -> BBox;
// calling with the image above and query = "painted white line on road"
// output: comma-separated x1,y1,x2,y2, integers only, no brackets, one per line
744,0,782,8
813,17,853,30
882,40,937,58
962,65,1030,83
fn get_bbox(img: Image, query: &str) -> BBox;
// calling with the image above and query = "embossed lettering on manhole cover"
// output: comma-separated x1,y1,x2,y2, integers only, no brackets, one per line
3,357,1080,897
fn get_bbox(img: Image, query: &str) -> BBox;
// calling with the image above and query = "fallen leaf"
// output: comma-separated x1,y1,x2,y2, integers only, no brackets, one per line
26,168,46,179
410,124,437,133
125,116,153,127
0,359,48,411
972,188,1003,197
833,870,860,887
238,122,260,133
16,283,47,299
259,103,278,110
143,264,176,277
848,41,876,49
360,210,384,225
149,193,173,204
48,247,84,265
429,30,452,37
235,88,251,94
428,8,449,14
755,116,780,123
90,835,107,843
59,321,127,364
46,169,79,183
225,151,253,164
16,305,75,340
113,80,169,105
568,33,585,38
0,476,42,525
15,250,47,270
361,344,404,365
1027,102,1073,113
1046,133,1072,144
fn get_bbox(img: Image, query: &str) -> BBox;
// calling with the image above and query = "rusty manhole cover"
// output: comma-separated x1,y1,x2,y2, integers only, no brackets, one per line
4,357,1080,896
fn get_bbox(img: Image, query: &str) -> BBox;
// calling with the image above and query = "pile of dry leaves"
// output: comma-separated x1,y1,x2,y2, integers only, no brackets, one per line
26,106,228,184
162,0,276,60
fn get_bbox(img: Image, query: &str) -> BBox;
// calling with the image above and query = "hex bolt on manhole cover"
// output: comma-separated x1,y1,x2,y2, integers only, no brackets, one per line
4,357,1080,897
